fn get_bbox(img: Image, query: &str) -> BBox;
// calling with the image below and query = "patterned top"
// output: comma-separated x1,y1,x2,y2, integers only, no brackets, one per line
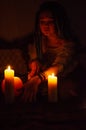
28,38,78,78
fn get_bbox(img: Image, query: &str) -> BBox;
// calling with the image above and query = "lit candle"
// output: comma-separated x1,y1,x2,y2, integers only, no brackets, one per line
4,65,15,103
48,73,58,102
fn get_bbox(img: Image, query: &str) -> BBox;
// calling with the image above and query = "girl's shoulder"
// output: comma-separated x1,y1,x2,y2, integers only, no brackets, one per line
59,38,76,47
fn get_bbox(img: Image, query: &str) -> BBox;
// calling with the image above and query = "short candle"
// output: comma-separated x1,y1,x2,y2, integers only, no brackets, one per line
48,73,58,102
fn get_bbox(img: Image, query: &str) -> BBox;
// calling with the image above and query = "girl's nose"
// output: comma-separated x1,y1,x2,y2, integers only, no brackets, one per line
44,22,50,26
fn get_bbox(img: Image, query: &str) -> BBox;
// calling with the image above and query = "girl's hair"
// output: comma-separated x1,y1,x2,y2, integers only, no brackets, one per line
35,1,73,39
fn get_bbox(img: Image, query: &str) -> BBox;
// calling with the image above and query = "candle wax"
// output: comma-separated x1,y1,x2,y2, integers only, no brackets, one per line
4,66,15,103
48,73,58,102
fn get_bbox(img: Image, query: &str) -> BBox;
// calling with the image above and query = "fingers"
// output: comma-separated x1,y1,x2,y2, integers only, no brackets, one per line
29,92,35,102
23,90,36,103
22,76,40,103
22,85,37,103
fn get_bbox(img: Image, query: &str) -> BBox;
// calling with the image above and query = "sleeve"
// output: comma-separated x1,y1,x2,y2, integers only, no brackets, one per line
41,40,78,79
27,43,38,62
52,40,78,76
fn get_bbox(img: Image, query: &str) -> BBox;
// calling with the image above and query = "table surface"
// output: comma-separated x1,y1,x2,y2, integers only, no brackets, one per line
0,98,86,130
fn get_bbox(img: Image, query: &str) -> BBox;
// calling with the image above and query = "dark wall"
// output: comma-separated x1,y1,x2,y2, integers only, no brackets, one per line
0,0,86,47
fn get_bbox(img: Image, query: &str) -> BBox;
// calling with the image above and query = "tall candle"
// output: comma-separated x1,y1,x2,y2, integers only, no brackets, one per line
4,66,15,103
48,73,58,102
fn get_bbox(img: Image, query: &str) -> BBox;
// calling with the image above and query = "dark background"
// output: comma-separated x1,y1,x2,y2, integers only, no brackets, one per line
0,0,86,47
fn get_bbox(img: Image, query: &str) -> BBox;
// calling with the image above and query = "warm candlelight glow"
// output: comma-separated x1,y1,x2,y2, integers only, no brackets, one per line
2,76,23,97
5,65,14,79
48,73,58,102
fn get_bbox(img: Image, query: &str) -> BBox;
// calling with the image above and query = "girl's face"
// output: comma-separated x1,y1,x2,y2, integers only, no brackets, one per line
39,11,56,37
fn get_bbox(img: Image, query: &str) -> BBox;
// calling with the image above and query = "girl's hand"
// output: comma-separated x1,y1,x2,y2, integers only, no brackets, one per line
28,60,41,79
22,75,41,102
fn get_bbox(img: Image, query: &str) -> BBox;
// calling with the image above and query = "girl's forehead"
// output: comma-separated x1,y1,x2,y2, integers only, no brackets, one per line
39,11,53,19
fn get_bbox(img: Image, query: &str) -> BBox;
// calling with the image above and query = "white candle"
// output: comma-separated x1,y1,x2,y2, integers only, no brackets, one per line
4,65,15,103
48,73,58,102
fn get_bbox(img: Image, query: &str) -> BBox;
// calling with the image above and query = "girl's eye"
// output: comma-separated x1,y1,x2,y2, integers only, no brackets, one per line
40,21,54,25
48,21,54,24
40,21,45,24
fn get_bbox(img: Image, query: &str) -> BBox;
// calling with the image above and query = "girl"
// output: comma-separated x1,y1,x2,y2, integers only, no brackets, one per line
23,1,79,102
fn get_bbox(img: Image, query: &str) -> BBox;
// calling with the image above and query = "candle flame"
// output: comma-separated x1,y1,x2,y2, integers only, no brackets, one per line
52,73,54,77
7,66,11,70
48,73,55,77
